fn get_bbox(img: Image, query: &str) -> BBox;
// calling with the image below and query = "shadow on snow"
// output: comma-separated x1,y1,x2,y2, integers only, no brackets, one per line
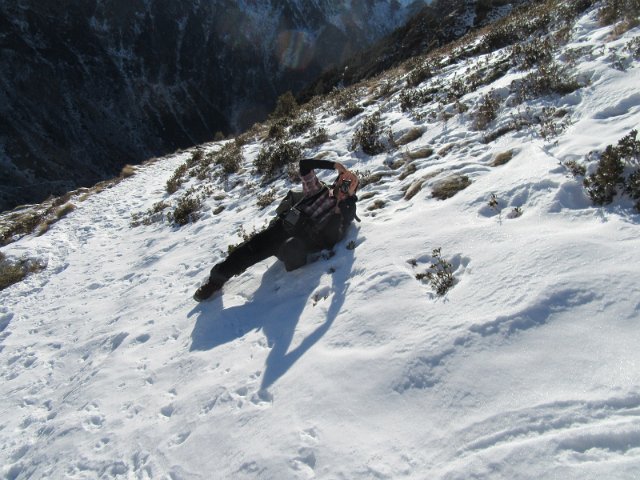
188,241,355,391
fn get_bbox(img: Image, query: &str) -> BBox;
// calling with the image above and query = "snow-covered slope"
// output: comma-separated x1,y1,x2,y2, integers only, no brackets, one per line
2,2,640,479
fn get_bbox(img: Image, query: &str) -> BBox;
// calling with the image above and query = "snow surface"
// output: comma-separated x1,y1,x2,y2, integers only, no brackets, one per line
2,5,640,480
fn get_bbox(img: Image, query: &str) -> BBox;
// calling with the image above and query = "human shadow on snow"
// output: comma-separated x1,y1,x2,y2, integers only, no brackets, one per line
189,240,355,391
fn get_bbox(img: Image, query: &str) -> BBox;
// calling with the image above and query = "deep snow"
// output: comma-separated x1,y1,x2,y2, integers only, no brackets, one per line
2,4,640,479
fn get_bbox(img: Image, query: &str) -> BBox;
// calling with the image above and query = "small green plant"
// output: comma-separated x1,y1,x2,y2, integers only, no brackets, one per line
399,87,435,112
583,145,625,205
626,36,640,59
186,150,205,168
415,248,455,296
130,201,170,227
215,141,244,175
625,169,640,211
537,107,571,140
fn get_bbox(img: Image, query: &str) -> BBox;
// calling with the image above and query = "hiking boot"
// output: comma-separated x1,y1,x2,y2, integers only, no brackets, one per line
193,271,228,302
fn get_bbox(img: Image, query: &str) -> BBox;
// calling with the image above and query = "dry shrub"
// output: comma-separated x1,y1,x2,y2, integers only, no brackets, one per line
432,174,472,200
492,150,515,166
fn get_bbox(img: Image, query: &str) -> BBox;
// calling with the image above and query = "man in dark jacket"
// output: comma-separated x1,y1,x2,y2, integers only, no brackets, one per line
193,158,359,301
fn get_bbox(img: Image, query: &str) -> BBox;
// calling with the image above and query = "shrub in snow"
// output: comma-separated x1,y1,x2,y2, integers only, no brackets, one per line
432,174,472,200
473,90,502,131
510,60,582,104
415,248,455,296
254,141,303,180
267,118,289,141
561,159,587,178
0,252,45,291
583,145,626,205
130,201,170,227
406,61,434,87
399,87,436,112
289,113,315,137
166,162,188,194
339,101,365,120
305,127,329,148
350,111,395,156
510,37,555,71
168,191,202,226
584,129,640,207
214,141,244,175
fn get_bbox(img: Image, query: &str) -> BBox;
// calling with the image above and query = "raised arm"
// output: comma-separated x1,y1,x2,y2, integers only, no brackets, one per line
299,159,340,176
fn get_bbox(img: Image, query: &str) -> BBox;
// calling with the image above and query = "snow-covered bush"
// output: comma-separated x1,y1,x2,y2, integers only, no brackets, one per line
289,113,315,137
167,191,203,226
0,252,45,291
510,60,581,104
584,129,640,207
473,90,502,130
339,101,365,120
350,111,394,155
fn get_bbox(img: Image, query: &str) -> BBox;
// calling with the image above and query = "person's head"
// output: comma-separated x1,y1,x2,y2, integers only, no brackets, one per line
333,170,359,202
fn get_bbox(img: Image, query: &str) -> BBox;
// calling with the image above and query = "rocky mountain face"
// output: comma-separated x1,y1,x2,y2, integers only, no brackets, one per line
301,0,535,99
0,0,429,211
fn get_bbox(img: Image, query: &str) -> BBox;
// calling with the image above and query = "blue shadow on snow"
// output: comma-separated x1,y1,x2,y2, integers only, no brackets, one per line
189,242,355,391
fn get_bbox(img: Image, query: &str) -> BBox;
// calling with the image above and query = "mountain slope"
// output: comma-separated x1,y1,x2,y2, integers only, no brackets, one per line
0,0,429,212
2,1,640,478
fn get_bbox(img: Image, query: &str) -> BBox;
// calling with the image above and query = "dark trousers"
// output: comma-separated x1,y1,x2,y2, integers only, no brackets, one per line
211,219,309,280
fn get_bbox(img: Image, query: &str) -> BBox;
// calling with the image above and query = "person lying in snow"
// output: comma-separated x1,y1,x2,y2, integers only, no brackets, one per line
193,158,360,301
